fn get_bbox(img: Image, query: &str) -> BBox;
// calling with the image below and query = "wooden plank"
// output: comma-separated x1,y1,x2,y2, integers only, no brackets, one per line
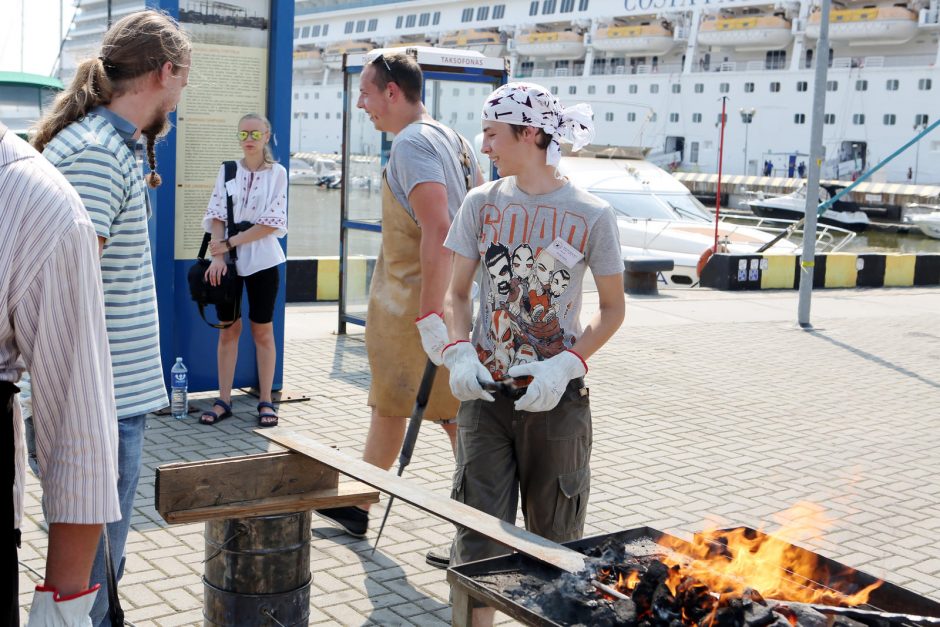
161,482,380,524
155,451,337,520
259,429,587,574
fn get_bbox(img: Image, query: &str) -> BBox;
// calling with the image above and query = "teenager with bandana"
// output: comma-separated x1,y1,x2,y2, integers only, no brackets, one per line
442,82,625,627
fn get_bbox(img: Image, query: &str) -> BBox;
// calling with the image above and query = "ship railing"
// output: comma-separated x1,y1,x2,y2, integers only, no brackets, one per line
719,214,857,253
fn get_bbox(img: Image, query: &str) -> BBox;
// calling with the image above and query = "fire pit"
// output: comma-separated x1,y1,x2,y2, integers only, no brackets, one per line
448,526,940,627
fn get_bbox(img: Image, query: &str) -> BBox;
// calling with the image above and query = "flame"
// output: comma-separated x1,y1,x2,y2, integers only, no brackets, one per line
656,502,882,606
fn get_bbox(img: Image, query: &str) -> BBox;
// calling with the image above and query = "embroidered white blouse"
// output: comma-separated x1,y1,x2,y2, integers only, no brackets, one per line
203,159,288,277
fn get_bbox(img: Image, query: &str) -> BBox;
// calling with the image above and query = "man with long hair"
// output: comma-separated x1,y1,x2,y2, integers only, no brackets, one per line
32,10,191,625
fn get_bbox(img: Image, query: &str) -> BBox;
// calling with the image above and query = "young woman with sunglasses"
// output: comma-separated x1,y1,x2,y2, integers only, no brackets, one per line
200,112,287,427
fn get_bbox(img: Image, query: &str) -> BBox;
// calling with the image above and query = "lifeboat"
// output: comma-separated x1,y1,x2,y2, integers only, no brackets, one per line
513,30,585,59
439,29,505,57
697,15,792,51
592,23,675,55
293,47,323,72
323,40,375,69
806,6,917,45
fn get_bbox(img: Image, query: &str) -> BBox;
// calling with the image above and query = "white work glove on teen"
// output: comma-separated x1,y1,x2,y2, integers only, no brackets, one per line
442,341,495,402
28,586,98,627
415,312,449,366
507,350,587,413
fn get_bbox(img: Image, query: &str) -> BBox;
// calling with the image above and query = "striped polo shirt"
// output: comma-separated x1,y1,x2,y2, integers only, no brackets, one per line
43,112,168,419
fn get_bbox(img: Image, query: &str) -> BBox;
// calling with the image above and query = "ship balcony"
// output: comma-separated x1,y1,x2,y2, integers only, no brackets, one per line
806,6,918,45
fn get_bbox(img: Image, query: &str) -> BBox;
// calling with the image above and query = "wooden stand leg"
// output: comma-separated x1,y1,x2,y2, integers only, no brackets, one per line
451,586,474,627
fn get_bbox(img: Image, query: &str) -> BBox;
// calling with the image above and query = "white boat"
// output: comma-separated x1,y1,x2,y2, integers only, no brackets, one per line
697,15,792,51
592,23,675,56
556,155,805,287
744,183,871,232
904,204,940,238
806,6,918,45
512,30,584,59
290,156,342,188
323,40,374,69
439,30,505,57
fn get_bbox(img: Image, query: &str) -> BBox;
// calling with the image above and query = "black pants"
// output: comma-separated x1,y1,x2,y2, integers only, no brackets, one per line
215,265,280,324
3,381,20,626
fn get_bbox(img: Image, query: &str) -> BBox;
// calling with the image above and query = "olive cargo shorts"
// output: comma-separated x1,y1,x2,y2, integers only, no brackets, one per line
449,381,592,567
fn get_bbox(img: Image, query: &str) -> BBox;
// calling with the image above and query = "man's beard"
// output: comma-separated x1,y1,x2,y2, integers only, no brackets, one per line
141,109,171,141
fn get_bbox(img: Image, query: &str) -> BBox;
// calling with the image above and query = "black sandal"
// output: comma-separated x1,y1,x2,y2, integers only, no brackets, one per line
199,399,233,425
257,401,279,428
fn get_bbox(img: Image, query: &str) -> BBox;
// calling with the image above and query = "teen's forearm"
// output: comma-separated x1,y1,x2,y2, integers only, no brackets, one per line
44,523,103,595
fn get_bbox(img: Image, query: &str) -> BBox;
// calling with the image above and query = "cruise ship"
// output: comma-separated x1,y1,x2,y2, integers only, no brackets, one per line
60,0,940,183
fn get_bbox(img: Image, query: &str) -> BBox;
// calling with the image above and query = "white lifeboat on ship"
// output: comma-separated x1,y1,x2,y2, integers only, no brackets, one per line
513,30,585,59
806,6,917,45
697,15,792,51
592,23,675,55
293,47,323,72
439,30,505,57
323,40,375,69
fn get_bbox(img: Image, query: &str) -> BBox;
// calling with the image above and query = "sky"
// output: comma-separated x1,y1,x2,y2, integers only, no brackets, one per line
0,0,77,76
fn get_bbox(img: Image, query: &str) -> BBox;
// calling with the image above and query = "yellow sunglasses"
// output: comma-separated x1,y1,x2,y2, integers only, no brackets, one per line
237,130,265,141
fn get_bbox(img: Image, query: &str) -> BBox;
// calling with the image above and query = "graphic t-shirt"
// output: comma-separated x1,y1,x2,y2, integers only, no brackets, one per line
445,177,624,379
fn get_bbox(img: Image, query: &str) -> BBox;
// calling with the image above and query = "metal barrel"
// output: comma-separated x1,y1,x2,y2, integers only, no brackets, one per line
203,511,312,626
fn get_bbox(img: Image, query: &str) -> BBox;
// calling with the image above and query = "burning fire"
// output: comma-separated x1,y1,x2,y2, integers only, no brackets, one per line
601,502,882,615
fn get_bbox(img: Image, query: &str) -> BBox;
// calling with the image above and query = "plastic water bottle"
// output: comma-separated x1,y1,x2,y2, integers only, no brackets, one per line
171,358,188,420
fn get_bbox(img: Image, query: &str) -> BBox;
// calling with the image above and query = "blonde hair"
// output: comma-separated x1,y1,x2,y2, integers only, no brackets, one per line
32,10,191,188
240,113,277,165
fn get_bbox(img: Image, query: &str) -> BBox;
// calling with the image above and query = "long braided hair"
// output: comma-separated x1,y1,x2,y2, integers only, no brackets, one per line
32,10,191,188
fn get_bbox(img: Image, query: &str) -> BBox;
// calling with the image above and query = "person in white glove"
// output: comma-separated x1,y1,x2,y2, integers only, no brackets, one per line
440,81,626,627
28,586,98,627
415,312,450,367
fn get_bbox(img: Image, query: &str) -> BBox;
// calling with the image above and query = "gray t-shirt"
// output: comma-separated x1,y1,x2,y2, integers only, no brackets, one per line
445,176,623,379
386,120,481,221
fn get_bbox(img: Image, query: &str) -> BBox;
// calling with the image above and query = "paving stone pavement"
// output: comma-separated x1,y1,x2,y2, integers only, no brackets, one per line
17,287,940,625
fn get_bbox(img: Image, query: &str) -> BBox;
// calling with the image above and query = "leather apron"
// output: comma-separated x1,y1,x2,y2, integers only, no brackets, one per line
365,174,459,420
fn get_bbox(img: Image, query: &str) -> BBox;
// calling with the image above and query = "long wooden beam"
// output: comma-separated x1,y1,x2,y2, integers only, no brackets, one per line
259,429,587,574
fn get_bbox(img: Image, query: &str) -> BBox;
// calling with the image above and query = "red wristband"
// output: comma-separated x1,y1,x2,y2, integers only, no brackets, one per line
566,349,588,374
442,339,470,355
35,583,101,601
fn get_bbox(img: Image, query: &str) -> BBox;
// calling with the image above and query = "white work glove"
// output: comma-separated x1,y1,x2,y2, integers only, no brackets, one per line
507,350,587,413
28,585,98,627
442,341,495,402
415,312,449,366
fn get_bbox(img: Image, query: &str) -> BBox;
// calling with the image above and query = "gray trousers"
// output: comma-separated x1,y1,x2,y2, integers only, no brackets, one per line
450,381,592,567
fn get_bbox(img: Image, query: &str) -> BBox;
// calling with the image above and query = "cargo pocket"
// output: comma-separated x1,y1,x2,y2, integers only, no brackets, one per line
552,466,591,538
451,465,467,504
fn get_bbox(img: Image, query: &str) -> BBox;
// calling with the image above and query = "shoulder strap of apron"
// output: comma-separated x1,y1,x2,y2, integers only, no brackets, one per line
410,121,474,193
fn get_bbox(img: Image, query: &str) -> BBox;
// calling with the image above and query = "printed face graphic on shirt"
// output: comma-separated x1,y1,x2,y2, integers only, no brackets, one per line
534,248,557,286
485,243,512,296
511,244,534,280
550,269,570,298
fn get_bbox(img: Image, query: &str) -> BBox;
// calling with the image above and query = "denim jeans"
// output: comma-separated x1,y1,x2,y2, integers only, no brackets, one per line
89,414,147,627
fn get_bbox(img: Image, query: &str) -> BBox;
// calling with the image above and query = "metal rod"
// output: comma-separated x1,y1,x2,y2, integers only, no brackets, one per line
714,96,728,250
591,579,630,601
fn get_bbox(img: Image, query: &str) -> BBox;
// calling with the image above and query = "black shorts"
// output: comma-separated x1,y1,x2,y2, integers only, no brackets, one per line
216,265,280,324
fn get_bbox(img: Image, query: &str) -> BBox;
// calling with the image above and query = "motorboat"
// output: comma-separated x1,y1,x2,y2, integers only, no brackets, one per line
744,182,871,232
289,157,342,188
904,204,940,239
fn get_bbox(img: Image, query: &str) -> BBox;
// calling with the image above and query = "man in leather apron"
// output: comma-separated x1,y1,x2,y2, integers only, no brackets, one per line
316,52,481,568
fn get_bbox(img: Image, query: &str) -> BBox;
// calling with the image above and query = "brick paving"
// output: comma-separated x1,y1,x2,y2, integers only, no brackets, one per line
18,287,940,625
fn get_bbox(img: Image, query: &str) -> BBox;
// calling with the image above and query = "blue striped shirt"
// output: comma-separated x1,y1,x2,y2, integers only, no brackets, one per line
43,112,168,418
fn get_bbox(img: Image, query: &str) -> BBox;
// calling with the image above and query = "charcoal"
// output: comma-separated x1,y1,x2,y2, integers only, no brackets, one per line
830,616,869,627
676,577,717,621
766,602,827,627
711,597,746,627
743,601,775,627
610,598,638,624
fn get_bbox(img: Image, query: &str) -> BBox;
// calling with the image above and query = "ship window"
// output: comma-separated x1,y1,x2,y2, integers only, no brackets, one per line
406,14,416,27
325,113,330,119
550,86,559,94
765,50,786,70
918,78,932,91
607,85,615,94
769,82,781,93
588,85,596,94
368,19,378,31
569,85,577,94
826,80,838,92
650,84,659,94
303,93,309,100
650,113,658,122
322,25,329,35
694,83,704,93
672,84,680,94
605,112,614,122
629,85,638,94
312,25,321,37
468,112,474,120
314,92,319,99
469,87,476,95
719,83,729,93
297,27,305,38
855,79,867,91
824,114,835,125
344,21,354,34
692,113,702,123
530,1,539,15
744,82,754,93
884,114,896,125
794,113,805,124
313,112,319,119
852,114,865,125
915,114,929,127
356,20,365,33
433,11,441,24
561,0,575,11
669,113,679,123
293,92,298,100
453,88,459,96
397,16,405,28
717,113,726,125
886,79,899,91
337,91,341,98
462,7,473,21
579,0,589,9
494,6,505,19
543,0,557,14
627,112,636,122
796,81,808,92
477,6,489,20
420,13,430,26
690,142,699,163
